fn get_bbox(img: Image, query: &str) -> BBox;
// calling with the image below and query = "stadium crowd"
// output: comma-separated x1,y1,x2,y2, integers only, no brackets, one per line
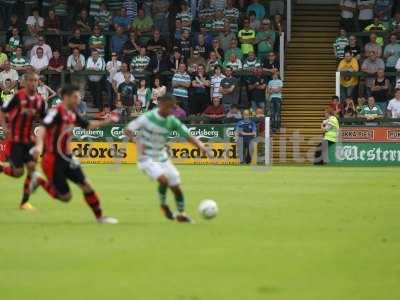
0,0,284,126
336,0,400,121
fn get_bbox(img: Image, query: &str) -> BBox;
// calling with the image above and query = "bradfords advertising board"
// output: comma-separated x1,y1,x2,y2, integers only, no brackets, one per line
330,143,400,165
340,127,400,142
70,142,239,165
71,125,236,141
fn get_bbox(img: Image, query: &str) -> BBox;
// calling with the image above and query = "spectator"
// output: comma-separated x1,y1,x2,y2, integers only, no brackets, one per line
218,22,236,52
238,18,256,56
202,96,225,121
262,52,280,75
387,88,400,118
364,17,387,46
68,28,87,54
132,7,154,37
10,47,29,73
191,64,210,115
338,51,359,100
329,95,342,116
249,11,261,31
75,9,92,33
226,104,242,120
248,67,267,112
176,1,192,32
0,61,18,90
67,47,86,99
31,36,53,60
172,63,191,113
356,97,367,114
342,97,356,118
389,11,400,34
148,50,170,75
272,14,284,34
173,19,183,41
206,51,221,73
220,66,239,112
340,0,357,32
175,30,192,61
194,34,211,59
344,35,362,60
30,47,49,73
385,34,400,73
211,10,226,35
256,18,276,60
147,29,168,56
235,109,257,164
131,46,150,72
247,0,266,20
53,0,68,30
136,78,152,110
112,62,134,94
359,96,383,120
37,76,56,101
225,0,240,33
187,50,206,74
44,9,61,49
210,65,226,99
243,51,261,71
113,8,131,31
223,53,242,71
123,0,138,23
122,31,141,64
111,25,128,58
268,71,283,132
0,45,8,69
6,28,22,55
375,0,393,21
0,79,16,105
26,7,44,36
113,99,129,119
96,2,112,31
117,72,137,115
371,68,390,112
210,38,224,61
86,49,106,109
333,28,349,60
152,0,170,37
361,51,385,96
7,14,23,38
106,52,122,108
224,38,243,61
357,0,374,30
198,0,215,33
150,76,166,110
169,49,184,73
89,25,106,57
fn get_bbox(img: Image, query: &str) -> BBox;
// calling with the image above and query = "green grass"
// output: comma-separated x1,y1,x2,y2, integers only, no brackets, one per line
0,165,400,300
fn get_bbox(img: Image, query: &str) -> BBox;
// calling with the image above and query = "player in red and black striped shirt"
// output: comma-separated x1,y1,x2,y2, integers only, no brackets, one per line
0,72,47,210
31,84,119,224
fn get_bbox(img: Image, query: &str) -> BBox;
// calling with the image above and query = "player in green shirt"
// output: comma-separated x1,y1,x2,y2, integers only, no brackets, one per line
126,95,210,223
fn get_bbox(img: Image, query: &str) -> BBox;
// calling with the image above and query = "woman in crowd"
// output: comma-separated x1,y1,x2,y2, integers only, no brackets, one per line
136,78,152,110
150,76,167,110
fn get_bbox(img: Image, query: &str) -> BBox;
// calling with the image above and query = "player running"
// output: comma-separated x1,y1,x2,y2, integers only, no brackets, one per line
0,72,46,211
31,84,119,224
126,94,210,223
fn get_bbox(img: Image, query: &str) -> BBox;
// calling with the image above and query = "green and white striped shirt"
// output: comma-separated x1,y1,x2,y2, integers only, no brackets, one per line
131,55,150,72
172,72,191,98
10,56,28,69
127,109,189,162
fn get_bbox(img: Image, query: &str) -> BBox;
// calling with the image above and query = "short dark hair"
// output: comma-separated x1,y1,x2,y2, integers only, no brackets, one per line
159,94,176,103
61,84,80,97
331,95,340,101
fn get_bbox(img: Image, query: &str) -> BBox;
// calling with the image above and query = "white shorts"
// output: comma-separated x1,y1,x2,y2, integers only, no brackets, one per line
138,159,181,187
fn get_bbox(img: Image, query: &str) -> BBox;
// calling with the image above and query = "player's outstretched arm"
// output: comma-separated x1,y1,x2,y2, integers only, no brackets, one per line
187,136,212,157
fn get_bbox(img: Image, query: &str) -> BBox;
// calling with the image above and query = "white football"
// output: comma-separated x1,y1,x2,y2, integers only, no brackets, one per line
198,199,218,219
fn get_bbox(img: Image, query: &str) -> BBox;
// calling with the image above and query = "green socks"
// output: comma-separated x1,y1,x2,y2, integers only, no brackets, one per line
158,185,167,205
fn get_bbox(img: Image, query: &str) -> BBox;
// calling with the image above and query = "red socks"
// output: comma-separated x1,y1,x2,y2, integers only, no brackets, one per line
84,191,102,219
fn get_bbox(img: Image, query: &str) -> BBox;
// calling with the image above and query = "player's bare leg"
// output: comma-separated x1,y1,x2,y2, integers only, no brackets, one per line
79,180,118,224
20,161,37,211
169,185,193,223
157,175,175,220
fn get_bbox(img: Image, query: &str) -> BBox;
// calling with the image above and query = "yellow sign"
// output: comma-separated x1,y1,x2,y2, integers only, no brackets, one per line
70,142,239,165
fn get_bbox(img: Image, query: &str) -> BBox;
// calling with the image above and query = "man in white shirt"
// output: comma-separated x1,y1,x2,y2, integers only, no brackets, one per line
112,62,135,92
26,8,44,36
106,52,122,108
86,50,106,109
29,47,49,73
0,61,19,90
67,48,87,99
30,36,52,60
210,65,226,99
340,0,356,32
387,89,400,118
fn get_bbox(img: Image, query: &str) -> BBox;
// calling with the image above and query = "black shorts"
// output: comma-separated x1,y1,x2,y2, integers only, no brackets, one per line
42,153,86,195
9,142,35,168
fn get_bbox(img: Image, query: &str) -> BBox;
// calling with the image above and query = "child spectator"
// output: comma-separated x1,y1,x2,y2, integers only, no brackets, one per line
333,28,349,60
342,97,356,118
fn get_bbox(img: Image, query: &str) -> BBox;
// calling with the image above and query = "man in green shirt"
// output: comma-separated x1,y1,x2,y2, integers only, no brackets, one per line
88,25,106,57
359,96,384,120
224,38,243,61
238,18,256,55
10,47,28,73
132,7,153,35
255,18,276,59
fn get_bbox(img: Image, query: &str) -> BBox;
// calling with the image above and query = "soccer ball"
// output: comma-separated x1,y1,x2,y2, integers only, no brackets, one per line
198,199,218,219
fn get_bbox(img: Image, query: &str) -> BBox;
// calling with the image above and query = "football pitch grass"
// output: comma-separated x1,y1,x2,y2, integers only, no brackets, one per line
0,165,399,300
